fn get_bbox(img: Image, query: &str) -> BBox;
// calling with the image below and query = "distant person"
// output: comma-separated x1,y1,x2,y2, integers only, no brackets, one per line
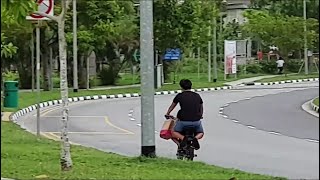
276,56,285,74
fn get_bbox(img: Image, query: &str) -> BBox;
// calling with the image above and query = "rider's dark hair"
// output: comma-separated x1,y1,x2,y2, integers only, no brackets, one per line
179,79,192,90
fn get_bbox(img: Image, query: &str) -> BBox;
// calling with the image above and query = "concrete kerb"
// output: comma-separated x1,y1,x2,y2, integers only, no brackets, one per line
242,77,319,86
10,86,235,122
310,97,319,113
8,77,320,123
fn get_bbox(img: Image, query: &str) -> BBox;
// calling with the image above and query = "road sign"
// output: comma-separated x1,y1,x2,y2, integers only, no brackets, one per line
26,0,54,21
224,40,237,75
133,49,140,62
163,48,181,61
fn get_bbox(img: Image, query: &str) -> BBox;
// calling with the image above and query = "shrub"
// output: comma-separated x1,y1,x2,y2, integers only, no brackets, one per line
245,63,262,74
285,59,301,73
99,67,119,85
260,60,277,74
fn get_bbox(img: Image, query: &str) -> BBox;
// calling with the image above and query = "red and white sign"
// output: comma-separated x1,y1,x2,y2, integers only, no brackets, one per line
224,40,237,74
26,0,54,21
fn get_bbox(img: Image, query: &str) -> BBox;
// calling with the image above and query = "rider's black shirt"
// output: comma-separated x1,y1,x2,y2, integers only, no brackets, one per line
173,91,203,121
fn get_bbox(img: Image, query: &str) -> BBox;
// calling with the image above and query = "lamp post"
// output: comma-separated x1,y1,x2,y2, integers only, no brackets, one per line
212,0,228,82
303,0,308,74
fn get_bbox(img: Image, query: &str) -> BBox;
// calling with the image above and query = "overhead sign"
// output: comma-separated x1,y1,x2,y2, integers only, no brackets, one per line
224,40,237,74
26,0,54,21
163,48,181,61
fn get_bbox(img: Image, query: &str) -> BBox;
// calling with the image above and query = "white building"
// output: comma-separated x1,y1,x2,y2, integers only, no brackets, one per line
224,0,251,25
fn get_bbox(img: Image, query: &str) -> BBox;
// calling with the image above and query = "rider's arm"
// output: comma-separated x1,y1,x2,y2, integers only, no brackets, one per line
199,95,203,118
199,104,203,118
166,94,180,115
166,102,177,115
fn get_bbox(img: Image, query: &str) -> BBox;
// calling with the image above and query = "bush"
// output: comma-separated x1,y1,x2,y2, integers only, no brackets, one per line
99,67,119,85
260,61,277,74
285,59,301,73
245,63,262,74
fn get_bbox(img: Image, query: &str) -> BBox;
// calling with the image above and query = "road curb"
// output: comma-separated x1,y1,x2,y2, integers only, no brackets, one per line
10,86,234,122
9,77,319,123
242,77,319,86
310,97,319,113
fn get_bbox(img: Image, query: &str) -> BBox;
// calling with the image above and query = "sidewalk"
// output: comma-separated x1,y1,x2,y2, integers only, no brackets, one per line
224,75,278,86
1,112,12,122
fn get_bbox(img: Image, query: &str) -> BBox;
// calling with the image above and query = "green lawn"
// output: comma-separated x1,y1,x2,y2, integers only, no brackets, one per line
255,73,319,82
1,122,286,180
313,97,319,106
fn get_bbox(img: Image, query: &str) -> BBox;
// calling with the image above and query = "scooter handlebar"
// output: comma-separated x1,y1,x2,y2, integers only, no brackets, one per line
164,115,175,119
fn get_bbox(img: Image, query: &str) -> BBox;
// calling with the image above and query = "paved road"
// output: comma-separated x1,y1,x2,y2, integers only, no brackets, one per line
17,81,319,179
223,88,319,141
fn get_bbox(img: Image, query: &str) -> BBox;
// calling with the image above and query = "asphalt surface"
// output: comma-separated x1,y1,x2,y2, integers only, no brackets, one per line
17,81,319,179
223,88,319,141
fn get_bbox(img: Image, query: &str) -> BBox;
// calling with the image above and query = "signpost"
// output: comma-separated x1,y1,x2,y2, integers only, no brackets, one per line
26,0,54,136
26,0,54,20
163,48,182,61
224,40,237,80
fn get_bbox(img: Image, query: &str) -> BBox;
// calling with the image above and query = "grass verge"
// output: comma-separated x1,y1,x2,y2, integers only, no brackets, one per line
313,97,319,106
1,122,285,180
255,73,319,83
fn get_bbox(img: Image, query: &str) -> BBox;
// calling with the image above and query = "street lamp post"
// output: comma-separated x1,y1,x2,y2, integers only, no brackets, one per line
140,0,156,157
73,0,78,92
303,0,308,74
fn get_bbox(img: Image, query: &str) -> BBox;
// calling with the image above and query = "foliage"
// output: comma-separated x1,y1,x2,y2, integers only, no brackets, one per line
1,33,18,58
1,1,36,58
284,59,302,73
242,10,319,55
259,61,277,74
246,63,263,74
250,0,319,20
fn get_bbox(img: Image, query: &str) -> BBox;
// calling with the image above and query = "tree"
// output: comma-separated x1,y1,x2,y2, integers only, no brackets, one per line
250,0,319,20
242,10,319,57
65,0,138,86
1,0,36,58
35,0,73,171
153,0,218,80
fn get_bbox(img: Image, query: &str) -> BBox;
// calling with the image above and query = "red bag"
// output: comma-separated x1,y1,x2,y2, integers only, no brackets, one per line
160,119,176,140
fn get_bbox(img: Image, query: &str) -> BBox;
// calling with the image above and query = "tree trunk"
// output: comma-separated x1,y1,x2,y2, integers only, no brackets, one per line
40,28,50,91
16,44,32,89
78,54,88,89
58,17,72,170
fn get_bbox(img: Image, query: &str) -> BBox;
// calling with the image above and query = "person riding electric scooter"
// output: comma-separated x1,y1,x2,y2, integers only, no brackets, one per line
165,79,204,152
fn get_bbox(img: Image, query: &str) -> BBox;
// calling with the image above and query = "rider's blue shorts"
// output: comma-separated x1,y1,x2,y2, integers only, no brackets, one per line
174,120,204,133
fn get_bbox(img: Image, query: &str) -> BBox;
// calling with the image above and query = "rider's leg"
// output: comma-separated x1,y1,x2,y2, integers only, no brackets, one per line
195,132,204,139
192,121,204,150
171,138,180,146
172,131,184,140
172,121,188,148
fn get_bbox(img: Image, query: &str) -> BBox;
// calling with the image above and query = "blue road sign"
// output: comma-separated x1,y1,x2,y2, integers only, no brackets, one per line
163,48,181,61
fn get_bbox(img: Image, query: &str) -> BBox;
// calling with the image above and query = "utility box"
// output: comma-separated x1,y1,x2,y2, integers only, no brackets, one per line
3,81,19,108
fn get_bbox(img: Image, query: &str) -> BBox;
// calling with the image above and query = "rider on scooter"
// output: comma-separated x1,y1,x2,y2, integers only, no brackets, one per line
165,79,204,150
